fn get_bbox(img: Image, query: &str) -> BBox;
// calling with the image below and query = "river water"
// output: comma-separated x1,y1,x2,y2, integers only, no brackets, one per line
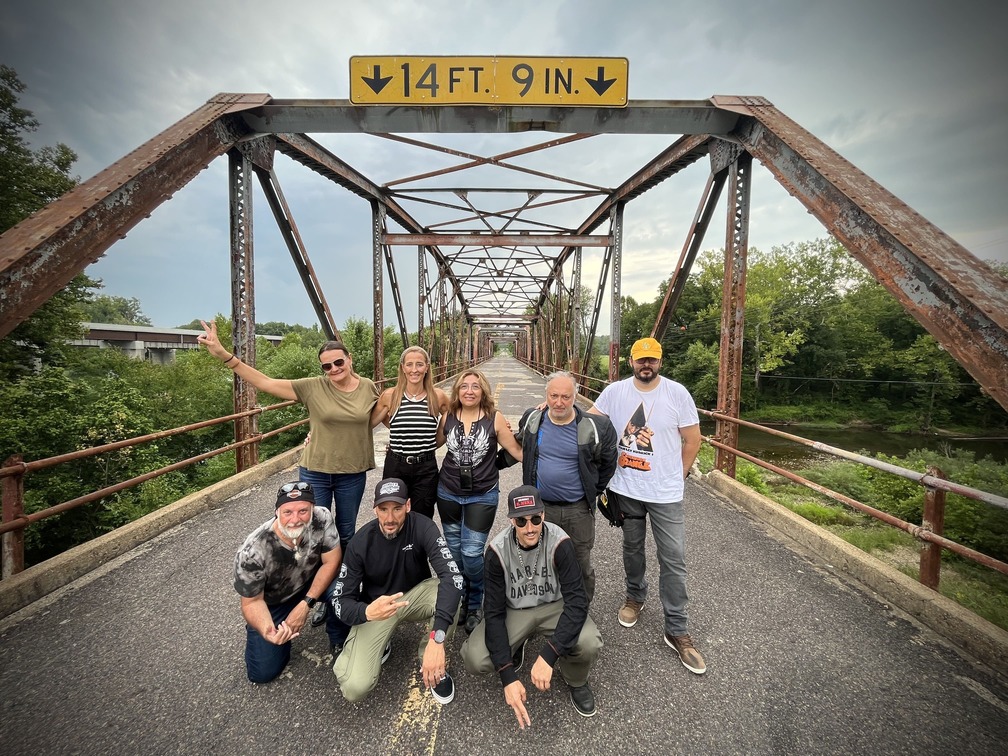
700,421,1008,471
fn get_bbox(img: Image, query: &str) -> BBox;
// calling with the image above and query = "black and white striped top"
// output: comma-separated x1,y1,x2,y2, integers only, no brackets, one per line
388,396,439,454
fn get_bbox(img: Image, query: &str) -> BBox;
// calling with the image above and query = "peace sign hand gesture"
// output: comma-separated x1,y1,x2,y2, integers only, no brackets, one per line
197,319,230,361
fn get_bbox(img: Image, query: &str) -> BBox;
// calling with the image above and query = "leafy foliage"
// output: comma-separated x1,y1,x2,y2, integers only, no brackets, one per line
80,293,152,326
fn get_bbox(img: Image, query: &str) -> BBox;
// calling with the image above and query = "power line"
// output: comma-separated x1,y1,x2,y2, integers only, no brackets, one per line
757,374,977,388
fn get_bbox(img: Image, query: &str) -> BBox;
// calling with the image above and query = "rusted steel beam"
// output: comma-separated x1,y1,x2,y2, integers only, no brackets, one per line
2,455,25,577
0,94,267,339
372,202,386,383
715,154,752,478
240,99,741,136
254,166,340,340
608,203,625,382
382,233,611,247
379,132,606,191
721,97,1008,411
920,466,947,589
536,133,712,315
652,168,728,341
383,243,410,348
229,150,259,472
273,133,468,312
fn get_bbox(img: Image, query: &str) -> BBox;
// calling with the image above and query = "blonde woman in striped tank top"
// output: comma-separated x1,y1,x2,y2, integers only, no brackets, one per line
372,346,450,518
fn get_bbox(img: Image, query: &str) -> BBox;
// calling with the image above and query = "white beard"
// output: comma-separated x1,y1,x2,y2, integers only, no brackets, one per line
278,522,306,544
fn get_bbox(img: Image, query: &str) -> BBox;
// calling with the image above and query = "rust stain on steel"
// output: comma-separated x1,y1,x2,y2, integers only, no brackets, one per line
723,98,1008,410
0,94,270,339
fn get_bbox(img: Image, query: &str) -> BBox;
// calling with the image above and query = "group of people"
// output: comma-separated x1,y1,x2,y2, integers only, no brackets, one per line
198,322,704,727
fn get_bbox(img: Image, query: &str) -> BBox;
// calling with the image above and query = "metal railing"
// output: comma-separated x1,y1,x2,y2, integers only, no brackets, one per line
0,400,310,578
699,409,1008,587
0,361,484,579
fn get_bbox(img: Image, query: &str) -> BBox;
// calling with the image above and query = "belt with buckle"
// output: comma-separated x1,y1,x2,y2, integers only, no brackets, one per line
387,449,435,465
542,498,587,507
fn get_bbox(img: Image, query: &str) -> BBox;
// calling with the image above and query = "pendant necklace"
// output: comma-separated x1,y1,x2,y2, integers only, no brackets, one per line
514,531,542,579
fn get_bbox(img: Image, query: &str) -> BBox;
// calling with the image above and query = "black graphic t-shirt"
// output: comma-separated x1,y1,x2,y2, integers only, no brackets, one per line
440,413,499,495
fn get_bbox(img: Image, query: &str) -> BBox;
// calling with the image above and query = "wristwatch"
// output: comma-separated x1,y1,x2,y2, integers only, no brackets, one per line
304,596,319,609
430,629,446,644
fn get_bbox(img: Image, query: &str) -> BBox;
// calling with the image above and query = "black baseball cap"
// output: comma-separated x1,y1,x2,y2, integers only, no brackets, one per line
374,477,409,506
276,481,315,508
507,485,544,518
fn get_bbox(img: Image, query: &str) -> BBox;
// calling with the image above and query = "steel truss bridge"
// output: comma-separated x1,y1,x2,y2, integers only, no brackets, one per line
1,94,1005,472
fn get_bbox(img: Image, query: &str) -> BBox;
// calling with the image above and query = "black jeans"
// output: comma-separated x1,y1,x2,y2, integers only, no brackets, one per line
382,453,439,518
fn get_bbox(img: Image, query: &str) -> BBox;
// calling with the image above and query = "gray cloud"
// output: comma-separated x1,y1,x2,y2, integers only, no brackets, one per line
3,0,1005,331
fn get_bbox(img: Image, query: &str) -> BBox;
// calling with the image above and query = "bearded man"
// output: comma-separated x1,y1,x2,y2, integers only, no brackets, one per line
233,481,343,683
330,478,464,704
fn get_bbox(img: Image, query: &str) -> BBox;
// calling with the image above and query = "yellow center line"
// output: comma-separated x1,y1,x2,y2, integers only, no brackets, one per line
388,667,441,755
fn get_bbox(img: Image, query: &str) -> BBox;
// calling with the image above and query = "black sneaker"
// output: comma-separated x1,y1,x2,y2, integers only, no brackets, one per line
381,642,391,665
330,644,342,661
310,601,328,628
431,673,455,704
464,609,483,635
570,683,596,717
512,639,527,672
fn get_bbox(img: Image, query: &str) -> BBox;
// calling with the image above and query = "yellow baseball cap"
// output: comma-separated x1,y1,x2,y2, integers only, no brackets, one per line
630,337,662,360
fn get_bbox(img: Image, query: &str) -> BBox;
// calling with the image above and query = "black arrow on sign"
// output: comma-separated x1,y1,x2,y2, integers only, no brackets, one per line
585,67,617,96
362,65,393,95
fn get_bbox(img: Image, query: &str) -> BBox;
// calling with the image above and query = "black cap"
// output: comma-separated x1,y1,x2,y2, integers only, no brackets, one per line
507,485,544,519
374,477,409,506
276,481,315,508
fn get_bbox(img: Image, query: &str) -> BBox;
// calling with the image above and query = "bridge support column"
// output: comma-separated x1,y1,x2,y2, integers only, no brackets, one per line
715,153,752,478
571,247,582,375
608,202,625,382
371,201,385,383
228,149,259,472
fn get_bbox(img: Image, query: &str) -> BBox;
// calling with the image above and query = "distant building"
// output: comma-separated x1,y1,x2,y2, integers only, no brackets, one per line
70,323,284,365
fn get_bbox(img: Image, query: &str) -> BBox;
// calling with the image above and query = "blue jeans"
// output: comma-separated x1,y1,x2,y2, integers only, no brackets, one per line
245,592,349,683
245,596,300,683
436,484,499,611
299,467,366,548
613,491,690,636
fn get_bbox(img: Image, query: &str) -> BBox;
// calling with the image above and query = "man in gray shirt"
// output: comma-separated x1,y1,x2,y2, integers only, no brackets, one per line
461,485,603,727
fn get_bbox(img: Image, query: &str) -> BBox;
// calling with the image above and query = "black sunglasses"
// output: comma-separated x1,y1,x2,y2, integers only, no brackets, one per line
514,515,542,527
320,358,347,371
279,482,312,493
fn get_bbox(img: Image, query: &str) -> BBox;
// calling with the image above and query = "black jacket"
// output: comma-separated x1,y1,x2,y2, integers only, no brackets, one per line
504,405,618,504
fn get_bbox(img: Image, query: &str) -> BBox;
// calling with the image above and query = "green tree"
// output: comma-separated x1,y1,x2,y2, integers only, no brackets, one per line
0,65,90,380
81,293,153,326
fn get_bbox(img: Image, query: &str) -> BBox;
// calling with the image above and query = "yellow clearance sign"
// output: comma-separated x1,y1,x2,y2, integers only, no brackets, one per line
349,56,628,107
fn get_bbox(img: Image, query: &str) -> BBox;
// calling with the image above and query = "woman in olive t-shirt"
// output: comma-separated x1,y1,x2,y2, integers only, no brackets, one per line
198,322,382,547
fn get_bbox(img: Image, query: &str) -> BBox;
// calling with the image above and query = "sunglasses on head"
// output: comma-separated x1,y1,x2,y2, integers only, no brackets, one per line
514,515,542,527
320,358,347,371
279,482,311,493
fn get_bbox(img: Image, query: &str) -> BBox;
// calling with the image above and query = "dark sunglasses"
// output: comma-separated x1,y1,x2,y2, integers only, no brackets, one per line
514,515,542,527
279,482,312,493
320,358,347,371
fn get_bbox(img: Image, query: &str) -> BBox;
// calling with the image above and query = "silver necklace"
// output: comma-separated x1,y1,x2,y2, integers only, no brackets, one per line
405,390,426,401
514,531,542,578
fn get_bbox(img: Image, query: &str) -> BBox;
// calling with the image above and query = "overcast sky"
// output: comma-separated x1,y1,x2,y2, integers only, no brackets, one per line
3,0,1005,334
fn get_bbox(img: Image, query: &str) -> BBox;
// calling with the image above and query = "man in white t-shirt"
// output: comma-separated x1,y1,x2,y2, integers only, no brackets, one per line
591,337,706,675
